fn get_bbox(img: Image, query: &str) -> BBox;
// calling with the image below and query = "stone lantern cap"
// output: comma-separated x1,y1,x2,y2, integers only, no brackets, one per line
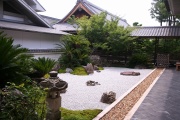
40,77,68,92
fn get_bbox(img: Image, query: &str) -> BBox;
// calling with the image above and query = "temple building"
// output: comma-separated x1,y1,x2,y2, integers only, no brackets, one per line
53,0,129,34
0,0,69,60
0,0,129,59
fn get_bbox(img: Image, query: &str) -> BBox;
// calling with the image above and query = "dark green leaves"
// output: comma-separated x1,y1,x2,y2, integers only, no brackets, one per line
31,57,56,76
0,32,32,87
57,35,91,68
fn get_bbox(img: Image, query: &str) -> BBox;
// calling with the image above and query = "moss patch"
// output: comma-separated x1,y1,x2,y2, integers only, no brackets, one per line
98,67,104,70
58,68,66,73
43,73,50,79
72,67,88,75
61,108,102,120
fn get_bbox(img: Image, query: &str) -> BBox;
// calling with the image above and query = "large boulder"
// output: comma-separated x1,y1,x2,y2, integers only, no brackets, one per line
100,91,116,104
85,63,94,74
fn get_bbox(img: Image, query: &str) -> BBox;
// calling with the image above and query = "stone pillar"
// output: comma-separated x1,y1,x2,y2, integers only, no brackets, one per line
40,71,68,120
46,95,61,120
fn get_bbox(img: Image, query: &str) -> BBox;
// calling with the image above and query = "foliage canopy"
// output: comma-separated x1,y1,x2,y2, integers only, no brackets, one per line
76,12,134,56
57,35,91,68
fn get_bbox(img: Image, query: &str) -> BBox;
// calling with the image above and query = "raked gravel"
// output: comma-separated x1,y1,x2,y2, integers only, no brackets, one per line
58,67,153,110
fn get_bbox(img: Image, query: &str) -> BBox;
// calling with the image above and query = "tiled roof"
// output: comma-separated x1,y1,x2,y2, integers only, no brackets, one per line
6,0,52,28
81,0,129,27
53,23,78,31
40,15,61,25
131,26,180,38
59,0,129,27
166,0,180,15
0,21,69,35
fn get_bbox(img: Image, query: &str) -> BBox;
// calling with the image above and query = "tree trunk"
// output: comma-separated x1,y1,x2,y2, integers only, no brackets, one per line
173,16,176,26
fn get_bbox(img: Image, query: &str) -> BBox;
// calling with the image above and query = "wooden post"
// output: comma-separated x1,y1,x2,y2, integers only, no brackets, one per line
154,37,159,65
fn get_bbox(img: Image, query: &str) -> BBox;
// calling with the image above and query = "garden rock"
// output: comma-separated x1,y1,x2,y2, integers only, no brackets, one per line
85,63,94,74
86,80,100,86
90,55,101,65
66,68,73,73
100,91,116,104
11,89,23,96
94,65,99,70
120,71,140,76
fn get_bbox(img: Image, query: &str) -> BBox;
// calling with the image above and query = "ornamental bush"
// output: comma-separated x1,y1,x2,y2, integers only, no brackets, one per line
0,82,46,120
57,35,91,68
31,57,56,77
0,32,32,88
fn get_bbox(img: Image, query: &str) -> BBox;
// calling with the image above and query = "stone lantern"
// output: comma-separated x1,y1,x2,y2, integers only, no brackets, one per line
40,71,68,120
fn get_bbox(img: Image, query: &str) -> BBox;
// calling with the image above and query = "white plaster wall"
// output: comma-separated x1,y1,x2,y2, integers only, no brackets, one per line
0,29,63,60
0,29,61,49
32,53,61,60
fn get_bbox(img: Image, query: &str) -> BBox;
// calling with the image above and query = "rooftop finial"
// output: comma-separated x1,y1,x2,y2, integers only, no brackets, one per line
77,0,83,4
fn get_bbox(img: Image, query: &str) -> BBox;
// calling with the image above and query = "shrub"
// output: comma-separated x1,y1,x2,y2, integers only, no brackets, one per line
57,35,91,68
0,32,32,88
58,68,66,73
31,57,56,77
0,82,46,120
128,53,150,68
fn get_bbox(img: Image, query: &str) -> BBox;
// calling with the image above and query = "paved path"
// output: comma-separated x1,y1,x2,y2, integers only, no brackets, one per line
131,68,180,120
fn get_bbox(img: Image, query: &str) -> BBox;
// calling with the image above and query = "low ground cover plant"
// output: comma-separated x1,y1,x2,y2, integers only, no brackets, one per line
71,67,88,75
61,108,102,120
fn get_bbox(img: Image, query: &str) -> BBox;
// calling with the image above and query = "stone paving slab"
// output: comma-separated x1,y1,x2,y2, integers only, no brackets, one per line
131,68,180,120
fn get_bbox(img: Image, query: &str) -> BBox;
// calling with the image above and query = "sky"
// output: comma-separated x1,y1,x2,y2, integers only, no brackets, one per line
38,0,160,26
